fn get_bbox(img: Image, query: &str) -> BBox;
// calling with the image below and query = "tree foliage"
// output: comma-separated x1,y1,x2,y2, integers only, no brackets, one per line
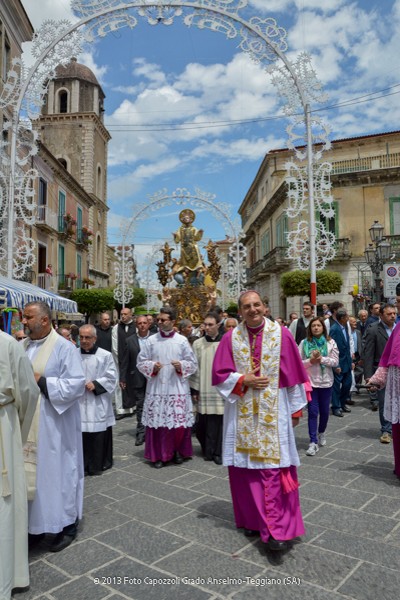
226,302,238,315
70,288,115,316
280,270,343,298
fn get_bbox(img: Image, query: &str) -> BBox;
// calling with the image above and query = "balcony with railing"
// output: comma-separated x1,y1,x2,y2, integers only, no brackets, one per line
333,237,352,260
56,274,83,292
331,152,400,175
36,205,58,231
76,226,93,251
246,246,290,282
58,214,76,240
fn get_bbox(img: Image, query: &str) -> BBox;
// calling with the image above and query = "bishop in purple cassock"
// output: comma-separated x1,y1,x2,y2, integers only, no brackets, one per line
212,291,309,551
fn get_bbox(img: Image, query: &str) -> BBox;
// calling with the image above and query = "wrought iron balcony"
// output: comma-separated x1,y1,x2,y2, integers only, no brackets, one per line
333,238,352,260
56,274,83,292
36,206,58,231
246,246,290,282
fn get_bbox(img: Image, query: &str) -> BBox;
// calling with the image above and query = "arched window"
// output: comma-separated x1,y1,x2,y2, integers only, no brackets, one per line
58,90,68,113
58,158,67,169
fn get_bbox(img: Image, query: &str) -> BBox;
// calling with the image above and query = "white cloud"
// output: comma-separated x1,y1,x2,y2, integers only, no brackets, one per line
249,0,346,14
108,156,182,201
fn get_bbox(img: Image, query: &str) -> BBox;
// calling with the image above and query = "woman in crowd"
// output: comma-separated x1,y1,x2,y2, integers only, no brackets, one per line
299,317,339,456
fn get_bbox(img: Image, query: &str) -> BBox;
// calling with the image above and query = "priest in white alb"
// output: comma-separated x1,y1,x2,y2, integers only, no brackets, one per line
22,301,86,553
137,307,198,468
79,324,117,475
0,331,39,600
212,291,309,552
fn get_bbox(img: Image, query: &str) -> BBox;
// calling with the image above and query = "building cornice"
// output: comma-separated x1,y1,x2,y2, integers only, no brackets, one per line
37,112,111,143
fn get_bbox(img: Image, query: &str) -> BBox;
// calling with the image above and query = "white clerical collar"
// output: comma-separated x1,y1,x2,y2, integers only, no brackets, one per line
27,331,51,346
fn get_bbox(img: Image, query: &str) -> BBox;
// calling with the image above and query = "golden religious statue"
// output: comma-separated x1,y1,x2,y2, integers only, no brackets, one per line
173,209,204,279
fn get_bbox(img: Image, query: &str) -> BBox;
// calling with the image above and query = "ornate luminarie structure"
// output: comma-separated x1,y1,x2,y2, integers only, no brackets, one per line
114,187,245,307
0,0,333,304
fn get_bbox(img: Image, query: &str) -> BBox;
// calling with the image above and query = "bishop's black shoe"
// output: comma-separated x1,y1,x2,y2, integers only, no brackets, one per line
244,529,258,537
265,537,288,552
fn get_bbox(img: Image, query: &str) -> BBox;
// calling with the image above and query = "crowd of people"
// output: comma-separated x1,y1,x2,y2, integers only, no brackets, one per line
1,294,400,599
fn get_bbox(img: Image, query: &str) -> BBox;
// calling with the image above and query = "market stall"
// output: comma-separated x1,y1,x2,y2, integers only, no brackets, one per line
0,275,79,334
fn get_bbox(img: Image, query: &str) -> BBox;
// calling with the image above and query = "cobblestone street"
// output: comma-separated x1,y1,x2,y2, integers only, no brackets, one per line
19,390,400,600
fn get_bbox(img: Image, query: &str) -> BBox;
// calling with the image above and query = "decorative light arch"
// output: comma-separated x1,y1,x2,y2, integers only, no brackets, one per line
0,0,335,304
114,186,246,306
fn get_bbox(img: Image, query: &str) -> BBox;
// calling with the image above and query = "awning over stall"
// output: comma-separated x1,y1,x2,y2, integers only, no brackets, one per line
0,275,78,312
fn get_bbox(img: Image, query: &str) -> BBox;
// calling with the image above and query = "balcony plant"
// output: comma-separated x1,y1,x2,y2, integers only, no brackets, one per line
63,213,77,237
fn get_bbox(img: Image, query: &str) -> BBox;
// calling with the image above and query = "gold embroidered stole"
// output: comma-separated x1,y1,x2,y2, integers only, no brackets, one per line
22,328,59,500
232,318,281,463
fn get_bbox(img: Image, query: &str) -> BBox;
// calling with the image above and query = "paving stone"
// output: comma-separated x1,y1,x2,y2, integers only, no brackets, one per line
296,497,322,519
122,459,196,482
109,492,191,525
385,525,400,547
187,497,236,524
240,540,358,589
91,556,213,599
155,544,260,595
300,481,373,509
167,471,215,488
298,464,358,486
99,485,141,501
13,560,70,599
83,469,138,495
78,507,133,540
84,493,119,513
338,562,400,600
298,523,327,544
95,520,188,563
46,539,122,576
305,504,397,539
313,529,400,571
361,494,400,517
191,476,232,500
346,473,400,497
162,511,250,553
122,475,205,505
319,447,378,464
50,575,110,600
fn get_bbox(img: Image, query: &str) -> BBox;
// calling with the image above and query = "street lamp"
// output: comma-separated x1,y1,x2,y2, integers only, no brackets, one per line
364,221,391,302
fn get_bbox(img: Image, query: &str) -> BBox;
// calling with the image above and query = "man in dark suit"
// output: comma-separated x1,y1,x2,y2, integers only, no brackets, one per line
95,312,113,352
356,309,369,338
349,315,363,400
363,303,396,443
112,308,137,420
329,308,353,417
119,315,152,446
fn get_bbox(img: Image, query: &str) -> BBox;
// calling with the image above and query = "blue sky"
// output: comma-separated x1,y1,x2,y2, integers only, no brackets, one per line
20,0,400,281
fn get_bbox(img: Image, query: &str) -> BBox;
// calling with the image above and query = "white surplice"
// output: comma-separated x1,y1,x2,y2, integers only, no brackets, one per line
0,332,38,599
137,332,198,429
80,348,117,432
25,336,86,534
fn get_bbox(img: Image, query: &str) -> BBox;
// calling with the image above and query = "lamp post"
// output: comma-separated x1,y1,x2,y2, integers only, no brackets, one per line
364,221,392,302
